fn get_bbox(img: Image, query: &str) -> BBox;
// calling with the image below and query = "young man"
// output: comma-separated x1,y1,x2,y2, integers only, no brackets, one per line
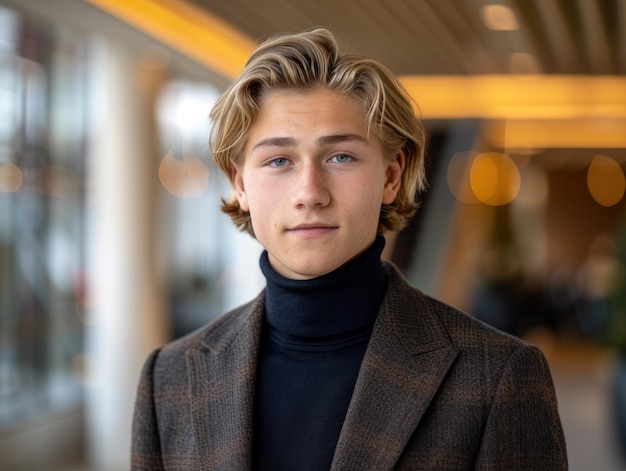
132,28,567,470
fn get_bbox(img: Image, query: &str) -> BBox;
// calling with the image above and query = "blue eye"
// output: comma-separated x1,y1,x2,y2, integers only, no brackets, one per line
331,153,352,163
269,157,290,167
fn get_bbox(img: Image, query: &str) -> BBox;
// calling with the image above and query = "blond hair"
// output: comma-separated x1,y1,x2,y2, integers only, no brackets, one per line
210,28,426,237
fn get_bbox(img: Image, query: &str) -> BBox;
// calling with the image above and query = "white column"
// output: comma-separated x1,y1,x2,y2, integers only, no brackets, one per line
85,40,169,470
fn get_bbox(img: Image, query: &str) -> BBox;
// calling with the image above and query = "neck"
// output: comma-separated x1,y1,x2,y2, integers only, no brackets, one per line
260,236,387,338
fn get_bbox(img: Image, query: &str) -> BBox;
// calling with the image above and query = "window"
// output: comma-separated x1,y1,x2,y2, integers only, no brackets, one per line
0,6,88,428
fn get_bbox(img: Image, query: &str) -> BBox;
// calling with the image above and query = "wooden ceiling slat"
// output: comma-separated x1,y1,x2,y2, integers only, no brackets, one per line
396,0,472,74
527,0,584,73
440,0,502,73
576,0,615,73
495,0,545,73
616,0,626,73
356,0,430,72
188,0,619,76
329,0,407,67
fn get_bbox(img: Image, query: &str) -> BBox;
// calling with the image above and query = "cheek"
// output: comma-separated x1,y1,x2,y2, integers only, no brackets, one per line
245,181,276,228
349,185,384,222
247,205,269,243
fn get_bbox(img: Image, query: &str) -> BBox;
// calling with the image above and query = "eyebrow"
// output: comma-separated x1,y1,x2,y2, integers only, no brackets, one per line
251,133,368,151
317,133,369,146
252,136,298,150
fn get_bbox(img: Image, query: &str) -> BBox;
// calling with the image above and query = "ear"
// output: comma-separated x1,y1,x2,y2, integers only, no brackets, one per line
232,165,250,212
382,150,405,204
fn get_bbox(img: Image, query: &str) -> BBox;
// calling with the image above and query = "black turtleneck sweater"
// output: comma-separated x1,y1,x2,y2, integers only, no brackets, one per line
252,236,387,471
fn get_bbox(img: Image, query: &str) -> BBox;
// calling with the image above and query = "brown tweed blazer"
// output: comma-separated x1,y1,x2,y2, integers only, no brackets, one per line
132,262,567,470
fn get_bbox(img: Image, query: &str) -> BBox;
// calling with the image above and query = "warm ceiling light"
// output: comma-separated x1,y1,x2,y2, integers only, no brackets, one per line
483,119,626,149
400,76,626,120
400,75,626,148
480,5,520,31
84,0,255,80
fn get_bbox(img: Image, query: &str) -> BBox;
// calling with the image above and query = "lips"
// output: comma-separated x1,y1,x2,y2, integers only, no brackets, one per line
290,222,337,230
287,223,338,238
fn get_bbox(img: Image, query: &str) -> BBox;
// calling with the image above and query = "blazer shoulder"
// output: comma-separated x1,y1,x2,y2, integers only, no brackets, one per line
426,292,527,350
146,291,265,375
383,261,528,352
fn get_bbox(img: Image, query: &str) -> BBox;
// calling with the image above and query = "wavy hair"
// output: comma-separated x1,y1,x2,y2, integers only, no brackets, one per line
210,28,426,237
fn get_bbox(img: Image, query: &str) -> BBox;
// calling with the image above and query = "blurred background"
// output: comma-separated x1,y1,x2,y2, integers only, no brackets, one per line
0,0,625,470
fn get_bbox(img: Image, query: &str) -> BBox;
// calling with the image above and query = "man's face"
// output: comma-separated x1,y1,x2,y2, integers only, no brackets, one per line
233,88,404,280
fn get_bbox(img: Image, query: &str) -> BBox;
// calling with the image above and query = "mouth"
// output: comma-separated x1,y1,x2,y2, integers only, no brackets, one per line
287,223,338,238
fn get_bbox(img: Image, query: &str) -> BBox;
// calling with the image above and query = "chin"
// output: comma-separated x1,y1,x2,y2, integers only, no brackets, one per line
302,262,344,279
285,261,335,280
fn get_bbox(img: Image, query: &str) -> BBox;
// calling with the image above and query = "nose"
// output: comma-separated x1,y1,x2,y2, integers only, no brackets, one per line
291,162,331,208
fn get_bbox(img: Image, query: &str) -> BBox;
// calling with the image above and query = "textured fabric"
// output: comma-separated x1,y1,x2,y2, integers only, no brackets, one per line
131,262,568,470
260,234,386,337
253,326,371,470
254,238,385,470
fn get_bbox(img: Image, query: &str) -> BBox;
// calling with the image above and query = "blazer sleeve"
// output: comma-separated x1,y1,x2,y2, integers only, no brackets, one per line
131,348,165,471
475,344,568,470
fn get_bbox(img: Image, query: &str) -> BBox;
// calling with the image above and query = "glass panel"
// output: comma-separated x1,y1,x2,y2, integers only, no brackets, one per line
0,7,87,429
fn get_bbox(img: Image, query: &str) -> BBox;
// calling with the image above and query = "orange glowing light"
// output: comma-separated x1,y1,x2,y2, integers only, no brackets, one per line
470,152,520,206
587,155,625,207
84,0,255,80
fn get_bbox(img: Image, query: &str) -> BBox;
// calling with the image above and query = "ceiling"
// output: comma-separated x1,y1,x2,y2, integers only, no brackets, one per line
186,0,626,77
180,0,626,169
6,0,625,153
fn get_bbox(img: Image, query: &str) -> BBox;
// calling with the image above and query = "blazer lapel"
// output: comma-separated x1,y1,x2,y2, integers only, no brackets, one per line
186,294,265,471
331,265,459,470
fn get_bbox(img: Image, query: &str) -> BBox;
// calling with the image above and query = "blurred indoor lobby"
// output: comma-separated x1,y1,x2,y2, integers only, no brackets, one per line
0,0,625,470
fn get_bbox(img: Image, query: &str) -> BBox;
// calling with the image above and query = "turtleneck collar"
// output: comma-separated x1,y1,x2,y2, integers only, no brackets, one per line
260,236,387,338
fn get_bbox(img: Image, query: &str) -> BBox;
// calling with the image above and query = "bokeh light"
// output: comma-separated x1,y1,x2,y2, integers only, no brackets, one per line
470,152,521,206
158,150,210,198
480,4,520,31
0,162,23,192
587,154,625,207
447,151,480,204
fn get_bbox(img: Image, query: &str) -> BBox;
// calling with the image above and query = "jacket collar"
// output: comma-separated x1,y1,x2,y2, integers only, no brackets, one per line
330,262,458,469
185,262,458,470
185,293,265,470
